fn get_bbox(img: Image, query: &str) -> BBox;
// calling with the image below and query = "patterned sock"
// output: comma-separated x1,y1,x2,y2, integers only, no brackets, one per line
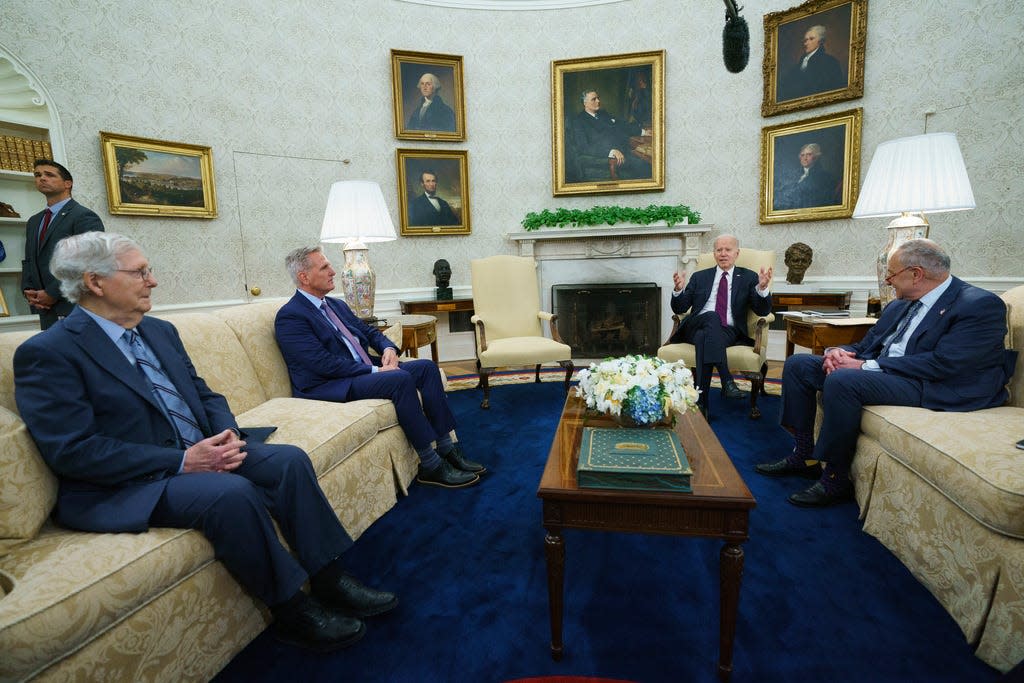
793,430,815,460
436,435,454,455
820,464,851,494
416,445,442,470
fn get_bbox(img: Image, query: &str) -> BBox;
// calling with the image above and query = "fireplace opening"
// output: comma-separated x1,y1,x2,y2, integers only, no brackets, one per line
552,283,661,358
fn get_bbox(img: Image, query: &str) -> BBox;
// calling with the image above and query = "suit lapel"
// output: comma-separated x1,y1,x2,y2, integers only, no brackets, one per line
905,278,963,353
65,309,159,409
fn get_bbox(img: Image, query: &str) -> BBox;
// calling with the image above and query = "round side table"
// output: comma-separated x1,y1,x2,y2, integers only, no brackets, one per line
393,314,439,362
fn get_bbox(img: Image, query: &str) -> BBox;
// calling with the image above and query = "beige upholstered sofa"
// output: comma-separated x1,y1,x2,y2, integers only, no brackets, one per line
844,284,1024,672
0,301,418,682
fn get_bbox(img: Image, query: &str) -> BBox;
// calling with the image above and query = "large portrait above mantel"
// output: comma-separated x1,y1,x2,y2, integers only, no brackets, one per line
551,50,665,197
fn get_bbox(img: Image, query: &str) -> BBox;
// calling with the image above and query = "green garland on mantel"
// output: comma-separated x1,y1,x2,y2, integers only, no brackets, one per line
521,204,701,231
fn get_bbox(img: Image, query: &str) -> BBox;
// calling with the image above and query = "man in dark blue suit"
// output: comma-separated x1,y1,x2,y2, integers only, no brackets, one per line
274,246,484,488
22,159,105,329
756,239,1016,507
14,232,397,652
669,234,774,419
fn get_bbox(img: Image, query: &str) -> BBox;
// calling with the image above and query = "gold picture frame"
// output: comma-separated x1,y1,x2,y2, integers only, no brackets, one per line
396,149,470,236
551,50,665,197
761,0,868,117
0,287,9,317
760,107,862,224
99,132,217,218
391,50,466,141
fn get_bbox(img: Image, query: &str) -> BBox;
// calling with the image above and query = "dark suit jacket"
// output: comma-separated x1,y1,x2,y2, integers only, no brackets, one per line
13,308,238,533
22,198,105,327
274,292,400,400
780,49,845,101
774,163,839,210
409,193,458,226
406,95,456,131
841,277,1016,411
668,266,772,343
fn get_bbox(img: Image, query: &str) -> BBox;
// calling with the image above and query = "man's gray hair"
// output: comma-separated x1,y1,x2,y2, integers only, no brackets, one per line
895,238,951,277
800,143,822,157
51,231,142,303
420,73,442,93
807,25,827,42
285,245,323,286
581,89,597,104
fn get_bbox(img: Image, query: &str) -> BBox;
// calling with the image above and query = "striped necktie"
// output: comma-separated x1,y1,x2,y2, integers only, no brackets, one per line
881,300,923,358
125,330,204,447
39,208,53,245
321,302,372,365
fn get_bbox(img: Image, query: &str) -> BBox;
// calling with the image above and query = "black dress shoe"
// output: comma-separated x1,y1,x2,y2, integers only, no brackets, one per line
442,444,486,474
720,380,749,399
312,571,399,618
698,402,711,422
273,594,365,652
754,457,822,479
416,460,479,488
788,481,854,507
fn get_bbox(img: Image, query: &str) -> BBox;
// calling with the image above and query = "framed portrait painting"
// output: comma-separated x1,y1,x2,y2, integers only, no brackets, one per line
99,132,217,218
391,50,466,141
761,0,868,117
396,149,470,236
551,50,665,197
759,107,862,224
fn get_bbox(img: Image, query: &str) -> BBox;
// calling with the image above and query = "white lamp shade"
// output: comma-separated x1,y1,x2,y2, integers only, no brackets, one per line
320,180,397,244
852,132,976,218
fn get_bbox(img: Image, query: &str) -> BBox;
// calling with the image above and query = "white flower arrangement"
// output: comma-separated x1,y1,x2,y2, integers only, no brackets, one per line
575,355,700,426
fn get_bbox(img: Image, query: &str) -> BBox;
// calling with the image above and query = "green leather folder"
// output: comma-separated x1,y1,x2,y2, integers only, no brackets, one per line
577,427,692,492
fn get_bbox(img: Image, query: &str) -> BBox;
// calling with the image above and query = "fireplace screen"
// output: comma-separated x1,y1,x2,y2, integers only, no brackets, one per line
552,283,661,358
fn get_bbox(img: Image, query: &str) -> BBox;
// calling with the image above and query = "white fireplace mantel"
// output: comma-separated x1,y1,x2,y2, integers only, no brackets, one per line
506,223,712,273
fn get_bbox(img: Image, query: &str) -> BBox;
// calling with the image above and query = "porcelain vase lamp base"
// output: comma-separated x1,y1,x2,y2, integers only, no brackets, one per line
876,213,929,307
340,242,376,318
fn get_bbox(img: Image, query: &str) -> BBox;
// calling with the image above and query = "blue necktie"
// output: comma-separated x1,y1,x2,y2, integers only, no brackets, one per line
321,302,372,365
881,300,923,358
125,330,204,447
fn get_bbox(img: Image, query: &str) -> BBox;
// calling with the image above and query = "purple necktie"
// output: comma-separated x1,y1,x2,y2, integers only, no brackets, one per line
321,302,372,365
715,271,729,327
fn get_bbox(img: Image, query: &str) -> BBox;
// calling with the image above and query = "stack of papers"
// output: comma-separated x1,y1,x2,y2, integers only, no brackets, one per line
800,310,851,318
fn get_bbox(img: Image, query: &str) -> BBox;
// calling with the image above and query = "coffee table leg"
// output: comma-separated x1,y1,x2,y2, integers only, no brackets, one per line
544,528,565,661
718,541,744,681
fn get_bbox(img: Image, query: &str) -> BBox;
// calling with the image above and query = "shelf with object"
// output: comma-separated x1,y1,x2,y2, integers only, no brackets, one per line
0,47,66,323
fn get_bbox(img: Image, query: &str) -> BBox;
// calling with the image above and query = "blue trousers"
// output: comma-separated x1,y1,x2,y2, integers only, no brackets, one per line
344,359,456,451
150,442,352,607
781,354,924,472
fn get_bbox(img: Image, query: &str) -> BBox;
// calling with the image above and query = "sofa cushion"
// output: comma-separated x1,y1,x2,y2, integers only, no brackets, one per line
158,310,270,415
0,523,217,682
0,407,57,555
216,301,295,402
866,404,1024,538
234,397,400,476
0,330,41,415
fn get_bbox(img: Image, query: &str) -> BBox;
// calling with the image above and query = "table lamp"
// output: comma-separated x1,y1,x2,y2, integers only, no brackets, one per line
319,180,397,319
852,132,975,306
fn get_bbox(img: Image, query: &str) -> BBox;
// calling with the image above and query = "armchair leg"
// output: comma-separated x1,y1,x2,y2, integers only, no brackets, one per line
760,362,769,395
559,360,574,393
748,374,764,420
478,362,492,409
535,364,542,383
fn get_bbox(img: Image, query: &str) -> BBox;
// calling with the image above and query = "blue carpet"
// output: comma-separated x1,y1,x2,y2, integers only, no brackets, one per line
214,382,1000,683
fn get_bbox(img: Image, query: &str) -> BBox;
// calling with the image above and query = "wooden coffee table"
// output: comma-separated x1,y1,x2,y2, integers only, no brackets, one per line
537,396,756,681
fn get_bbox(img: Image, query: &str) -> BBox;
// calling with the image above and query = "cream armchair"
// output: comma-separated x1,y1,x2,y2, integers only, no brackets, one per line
657,249,776,419
470,255,574,409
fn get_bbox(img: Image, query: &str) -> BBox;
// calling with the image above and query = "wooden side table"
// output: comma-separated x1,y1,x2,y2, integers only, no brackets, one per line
785,317,877,357
393,314,439,362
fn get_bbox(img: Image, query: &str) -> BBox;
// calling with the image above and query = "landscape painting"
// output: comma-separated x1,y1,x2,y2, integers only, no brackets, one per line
99,132,217,218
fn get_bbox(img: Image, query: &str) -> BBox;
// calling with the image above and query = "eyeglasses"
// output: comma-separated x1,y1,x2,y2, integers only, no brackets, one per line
883,265,917,283
116,267,155,280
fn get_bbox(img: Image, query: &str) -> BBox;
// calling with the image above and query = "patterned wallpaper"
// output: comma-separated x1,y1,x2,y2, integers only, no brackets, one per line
1,0,1021,311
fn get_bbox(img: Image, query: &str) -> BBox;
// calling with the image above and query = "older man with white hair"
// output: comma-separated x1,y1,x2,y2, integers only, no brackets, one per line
406,72,456,131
